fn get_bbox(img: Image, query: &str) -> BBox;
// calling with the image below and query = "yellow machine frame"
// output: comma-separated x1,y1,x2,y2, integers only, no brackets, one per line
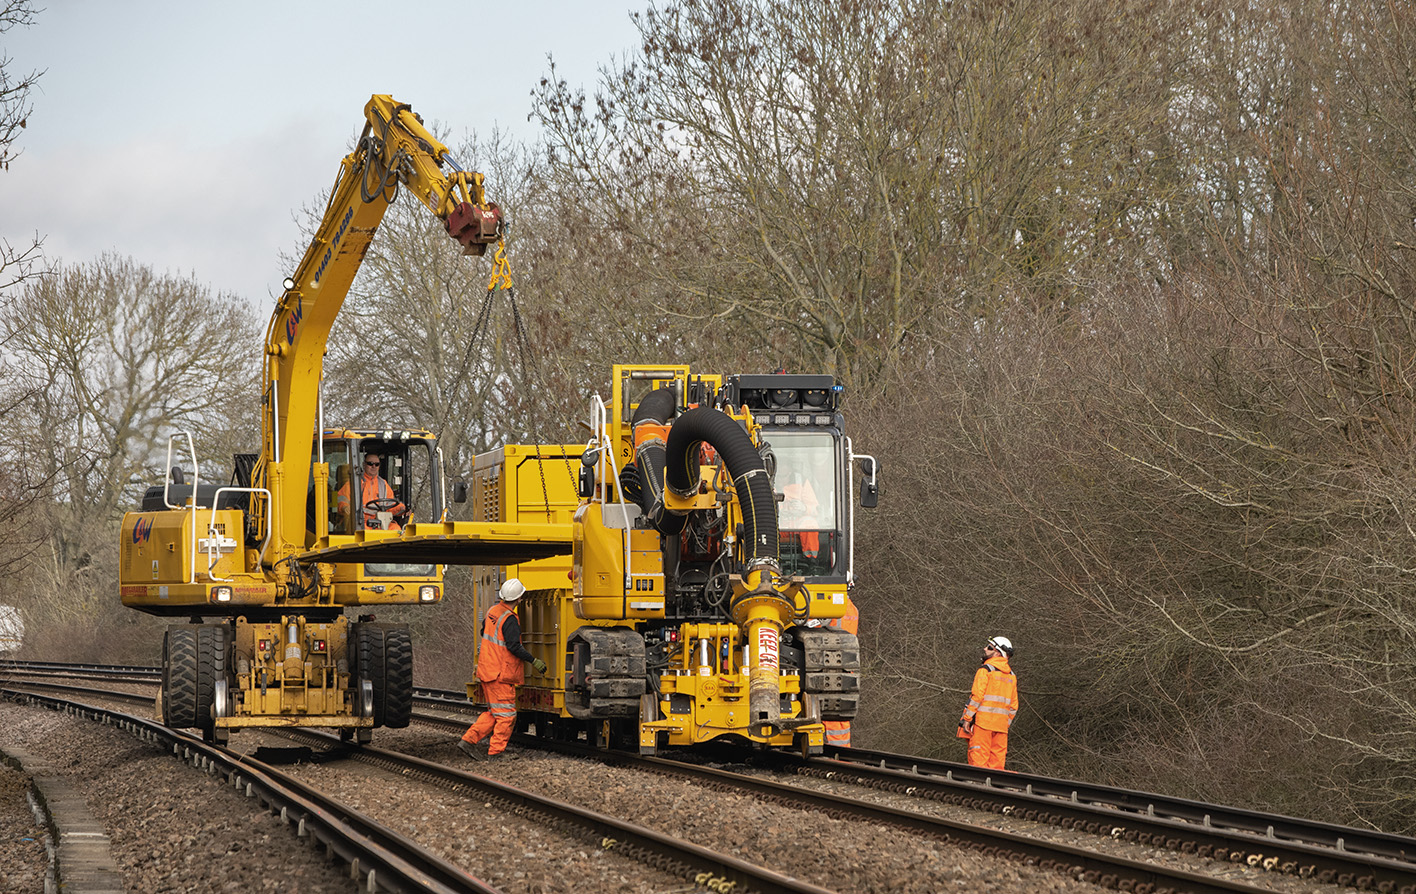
472,364,867,754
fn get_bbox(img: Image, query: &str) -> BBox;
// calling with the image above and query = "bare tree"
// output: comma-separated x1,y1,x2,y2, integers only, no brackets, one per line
531,0,1188,388
0,0,46,293
0,0,51,610
0,255,261,653
848,0,1416,834
0,0,39,171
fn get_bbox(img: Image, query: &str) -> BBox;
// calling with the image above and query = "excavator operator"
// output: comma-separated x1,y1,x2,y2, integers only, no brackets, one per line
335,453,407,531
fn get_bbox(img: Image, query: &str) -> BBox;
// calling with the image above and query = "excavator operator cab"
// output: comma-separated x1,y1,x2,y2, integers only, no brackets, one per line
317,428,441,536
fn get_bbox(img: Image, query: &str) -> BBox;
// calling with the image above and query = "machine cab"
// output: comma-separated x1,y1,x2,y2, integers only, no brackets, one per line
313,429,444,576
317,430,443,533
720,375,851,583
767,427,842,579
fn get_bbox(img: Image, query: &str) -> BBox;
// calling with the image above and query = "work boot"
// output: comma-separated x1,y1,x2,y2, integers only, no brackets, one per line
486,749,520,761
457,739,487,761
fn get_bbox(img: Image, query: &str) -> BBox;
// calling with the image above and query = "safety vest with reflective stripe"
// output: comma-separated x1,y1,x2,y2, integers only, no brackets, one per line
336,473,400,529
336,472,395,511
476,602,525,685
962,655,1017,733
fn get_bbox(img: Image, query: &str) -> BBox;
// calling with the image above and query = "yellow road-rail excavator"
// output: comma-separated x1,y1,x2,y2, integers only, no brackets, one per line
463,365,879,755
119,95,570,743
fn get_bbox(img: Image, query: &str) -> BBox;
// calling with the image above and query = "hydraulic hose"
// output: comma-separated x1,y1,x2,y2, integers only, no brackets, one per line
664,407,779,570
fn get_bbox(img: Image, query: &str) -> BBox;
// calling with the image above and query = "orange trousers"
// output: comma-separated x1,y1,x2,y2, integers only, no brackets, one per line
824,720,851,747
463,680,518,755
966,726,1008,770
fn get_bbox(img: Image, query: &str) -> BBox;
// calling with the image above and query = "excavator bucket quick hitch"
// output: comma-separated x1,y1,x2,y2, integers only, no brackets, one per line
446,201,503,255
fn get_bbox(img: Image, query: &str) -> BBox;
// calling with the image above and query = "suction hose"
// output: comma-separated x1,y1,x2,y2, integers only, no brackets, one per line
663,407,779,566
629,388,685,535
664,406,787,736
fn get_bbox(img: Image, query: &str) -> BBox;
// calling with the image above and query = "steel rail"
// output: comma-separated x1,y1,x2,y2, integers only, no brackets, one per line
503,735,1302,894
282,729,840,894
828,745,1416,865
1,687,502,894
0,659,159,677
732,749,1416,893
401,707,1416,893
17,664,1416,892
5,679,840,894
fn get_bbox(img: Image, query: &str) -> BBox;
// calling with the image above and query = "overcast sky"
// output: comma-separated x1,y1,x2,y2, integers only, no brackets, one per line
0,1,642,304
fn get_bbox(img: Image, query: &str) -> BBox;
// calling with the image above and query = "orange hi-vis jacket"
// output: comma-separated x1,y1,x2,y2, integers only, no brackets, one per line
336,472,400,528
476,602,527,685
961,655,1017,733
833,598,859,636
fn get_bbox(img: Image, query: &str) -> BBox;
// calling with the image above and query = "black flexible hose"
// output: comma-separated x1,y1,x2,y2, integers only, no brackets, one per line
631,385,677,427
617,463,643,504
630,388,686,535
664,407,779,568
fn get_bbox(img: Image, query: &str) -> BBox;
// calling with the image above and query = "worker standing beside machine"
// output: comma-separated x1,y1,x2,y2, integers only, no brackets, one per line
459,578,548,760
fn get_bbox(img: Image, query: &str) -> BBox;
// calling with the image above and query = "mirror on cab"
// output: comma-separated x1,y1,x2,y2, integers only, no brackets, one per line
858,456,879,508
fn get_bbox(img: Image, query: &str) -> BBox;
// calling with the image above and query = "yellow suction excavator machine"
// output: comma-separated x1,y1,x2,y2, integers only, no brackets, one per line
118,95,569,743
466,366,878,754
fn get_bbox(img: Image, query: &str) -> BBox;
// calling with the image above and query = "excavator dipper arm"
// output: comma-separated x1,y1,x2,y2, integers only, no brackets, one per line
257,94,502,567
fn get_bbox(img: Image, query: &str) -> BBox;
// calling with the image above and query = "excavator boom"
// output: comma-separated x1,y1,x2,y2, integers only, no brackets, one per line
261,95,501,565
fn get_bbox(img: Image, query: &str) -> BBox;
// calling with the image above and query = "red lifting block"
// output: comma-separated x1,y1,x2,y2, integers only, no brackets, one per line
446,201,503,255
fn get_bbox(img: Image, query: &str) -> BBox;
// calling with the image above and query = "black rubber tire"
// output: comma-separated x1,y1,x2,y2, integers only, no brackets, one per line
195,625,228,739
163,627,199,729
353,623,382,726
353,623,414,729
379,626,413,729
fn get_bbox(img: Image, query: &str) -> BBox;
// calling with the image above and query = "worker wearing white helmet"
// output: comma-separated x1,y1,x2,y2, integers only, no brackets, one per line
458,578,548,760
957,635,1018,769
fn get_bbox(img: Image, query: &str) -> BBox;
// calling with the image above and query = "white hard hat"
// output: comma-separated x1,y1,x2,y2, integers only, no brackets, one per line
499,578,526,602
988,635,1013,656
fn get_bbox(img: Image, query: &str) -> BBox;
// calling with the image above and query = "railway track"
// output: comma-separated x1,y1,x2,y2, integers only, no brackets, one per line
4,661,1415,894
824,744,1416,865
3,686,501,893
749,750,1416,890
3,685,834,893
401,678,1416,894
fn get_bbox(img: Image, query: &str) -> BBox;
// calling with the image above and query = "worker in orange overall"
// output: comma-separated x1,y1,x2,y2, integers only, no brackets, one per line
458,578,547,761
781,475,821,557
957,636,1018,770
823,595,859,748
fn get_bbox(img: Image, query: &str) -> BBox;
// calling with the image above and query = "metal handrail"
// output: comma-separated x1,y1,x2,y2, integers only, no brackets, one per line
161,432,203,584
845,441,876,587
589,394,636,588
206,487,271,582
